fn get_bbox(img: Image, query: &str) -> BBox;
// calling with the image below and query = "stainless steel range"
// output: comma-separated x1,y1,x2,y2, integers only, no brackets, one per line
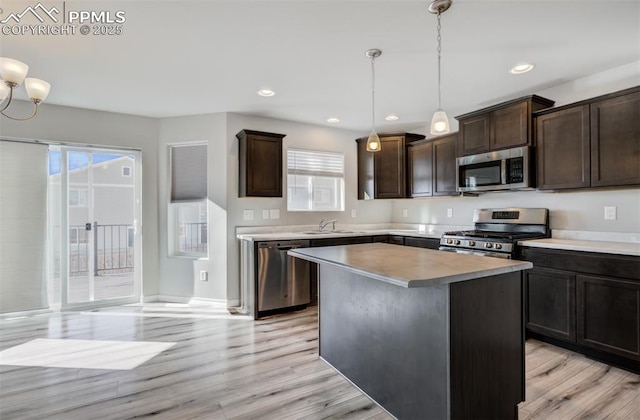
440,208,549,259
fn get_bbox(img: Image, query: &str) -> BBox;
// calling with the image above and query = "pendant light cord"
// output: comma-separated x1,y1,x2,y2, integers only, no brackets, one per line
371,55,376,133
436,10,442,110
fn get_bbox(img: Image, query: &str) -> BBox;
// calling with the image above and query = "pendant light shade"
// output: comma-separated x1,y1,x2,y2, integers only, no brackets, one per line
429,0,452,135
365,48,382,152
430,109,450,135
366,131,381,152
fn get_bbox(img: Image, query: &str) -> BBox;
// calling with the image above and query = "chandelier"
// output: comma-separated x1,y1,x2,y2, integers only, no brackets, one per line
0,57,51,121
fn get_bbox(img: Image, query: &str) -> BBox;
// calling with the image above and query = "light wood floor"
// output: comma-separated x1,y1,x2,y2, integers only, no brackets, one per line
0,304,638,419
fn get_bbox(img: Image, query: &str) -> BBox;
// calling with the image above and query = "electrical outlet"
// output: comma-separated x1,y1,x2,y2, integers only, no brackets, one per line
243,209,254,221
199,271,208,282
270,209,280,219
351,209,356,218
447,208,453,218
604,206,617,220
262,210,270,219
402,209,408,218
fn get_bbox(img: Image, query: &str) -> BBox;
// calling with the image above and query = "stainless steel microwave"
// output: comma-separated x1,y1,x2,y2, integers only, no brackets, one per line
457,146,532,192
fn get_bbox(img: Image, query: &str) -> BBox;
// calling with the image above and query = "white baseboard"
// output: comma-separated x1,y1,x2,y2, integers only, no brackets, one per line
144,295,240,308
143,295,191,304
0,308,54,319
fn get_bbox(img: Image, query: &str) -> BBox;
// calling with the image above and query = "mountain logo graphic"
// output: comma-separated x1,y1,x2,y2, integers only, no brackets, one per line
1,2,60,24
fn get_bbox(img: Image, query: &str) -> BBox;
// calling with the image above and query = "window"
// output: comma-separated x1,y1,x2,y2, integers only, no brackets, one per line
69,188,88,207
169,144,208,257
287,148,344,211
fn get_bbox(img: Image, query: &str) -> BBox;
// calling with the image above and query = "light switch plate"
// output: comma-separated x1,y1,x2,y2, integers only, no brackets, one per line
447,208,453,218
351,209,356,218
402,209,408,218
262,210,270,219
243,210,254,221
199,271,208,282
270,209,280,219
604,206,617,220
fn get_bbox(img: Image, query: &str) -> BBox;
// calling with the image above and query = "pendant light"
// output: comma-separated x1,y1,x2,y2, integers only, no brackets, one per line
365,49,382,152
428,0,452,135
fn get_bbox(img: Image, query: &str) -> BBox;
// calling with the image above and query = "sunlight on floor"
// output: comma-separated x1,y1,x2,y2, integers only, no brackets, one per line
0,338,175,370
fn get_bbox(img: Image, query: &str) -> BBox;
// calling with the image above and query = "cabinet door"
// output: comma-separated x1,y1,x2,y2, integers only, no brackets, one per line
591,91,640,187
374,136,406,198
491,101,529,150
459,114,491,155
357,139,375,200
577,274,640,360
536,105,590,190
432,134,458,196
525,268,576,343
407,141,433,197
238,130,284,197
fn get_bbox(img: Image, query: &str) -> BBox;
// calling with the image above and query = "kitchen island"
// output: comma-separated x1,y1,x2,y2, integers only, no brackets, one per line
289,243,533,420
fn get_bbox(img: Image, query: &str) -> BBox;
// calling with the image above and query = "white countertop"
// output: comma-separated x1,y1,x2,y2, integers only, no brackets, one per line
289,243,532,288
237,228,447,241
518,229,640,257
518,238,640,257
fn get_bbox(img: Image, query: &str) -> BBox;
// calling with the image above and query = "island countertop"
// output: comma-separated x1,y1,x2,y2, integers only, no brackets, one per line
289,242,532,288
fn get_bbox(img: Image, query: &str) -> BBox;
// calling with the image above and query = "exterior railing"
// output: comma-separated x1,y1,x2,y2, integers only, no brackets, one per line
179,222,208,254
68,223,134,276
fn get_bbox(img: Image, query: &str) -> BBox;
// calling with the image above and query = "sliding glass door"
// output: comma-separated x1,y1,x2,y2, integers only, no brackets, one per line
49,146,142,308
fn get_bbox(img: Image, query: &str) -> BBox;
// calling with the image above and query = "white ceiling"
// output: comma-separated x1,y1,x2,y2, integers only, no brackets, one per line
1,0,639,133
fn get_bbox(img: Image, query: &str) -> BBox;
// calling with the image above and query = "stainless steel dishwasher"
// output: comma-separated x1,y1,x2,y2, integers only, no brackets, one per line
257,240,311,313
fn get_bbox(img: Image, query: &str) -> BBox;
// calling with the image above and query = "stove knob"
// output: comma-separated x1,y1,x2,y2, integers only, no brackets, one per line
446,239,453,245
454,240,461,245
484,243,493,249
495,243,503,250
468,241,476,247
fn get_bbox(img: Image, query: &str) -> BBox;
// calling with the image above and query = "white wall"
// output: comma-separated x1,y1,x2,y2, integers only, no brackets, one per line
157,113,227,301
0,101,160,299
391,62,640,232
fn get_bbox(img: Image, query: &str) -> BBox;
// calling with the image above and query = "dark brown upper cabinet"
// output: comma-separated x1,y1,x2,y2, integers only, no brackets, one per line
456,95,555,156
356,133,425,199
591,89,640,187
407,133,459,198
536,105,591,190
237,129,285,197
535,86,640,190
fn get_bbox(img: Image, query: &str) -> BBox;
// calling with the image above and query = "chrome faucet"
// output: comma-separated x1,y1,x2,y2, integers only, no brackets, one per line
319,219,337,232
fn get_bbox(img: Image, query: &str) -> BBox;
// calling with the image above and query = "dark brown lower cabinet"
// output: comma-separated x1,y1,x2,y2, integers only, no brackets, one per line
521,246,640,373
577,274,640,360
403,236,440,250
525,268,576,343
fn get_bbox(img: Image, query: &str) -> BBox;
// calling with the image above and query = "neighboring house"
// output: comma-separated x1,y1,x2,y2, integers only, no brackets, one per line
48,154,135,276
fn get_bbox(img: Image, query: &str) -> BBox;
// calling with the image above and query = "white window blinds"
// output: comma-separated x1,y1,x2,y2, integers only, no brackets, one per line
287,149,344,178
0,140,49,313
170,144,207,202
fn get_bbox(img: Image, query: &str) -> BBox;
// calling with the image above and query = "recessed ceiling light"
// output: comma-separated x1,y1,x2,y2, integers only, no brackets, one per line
257,89,275,97
326,117,340,124
385,114,399,121
509,63,534,74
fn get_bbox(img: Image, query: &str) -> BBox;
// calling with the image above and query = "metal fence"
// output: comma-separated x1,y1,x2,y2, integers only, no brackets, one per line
68,223,134,276
179,222,207,254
